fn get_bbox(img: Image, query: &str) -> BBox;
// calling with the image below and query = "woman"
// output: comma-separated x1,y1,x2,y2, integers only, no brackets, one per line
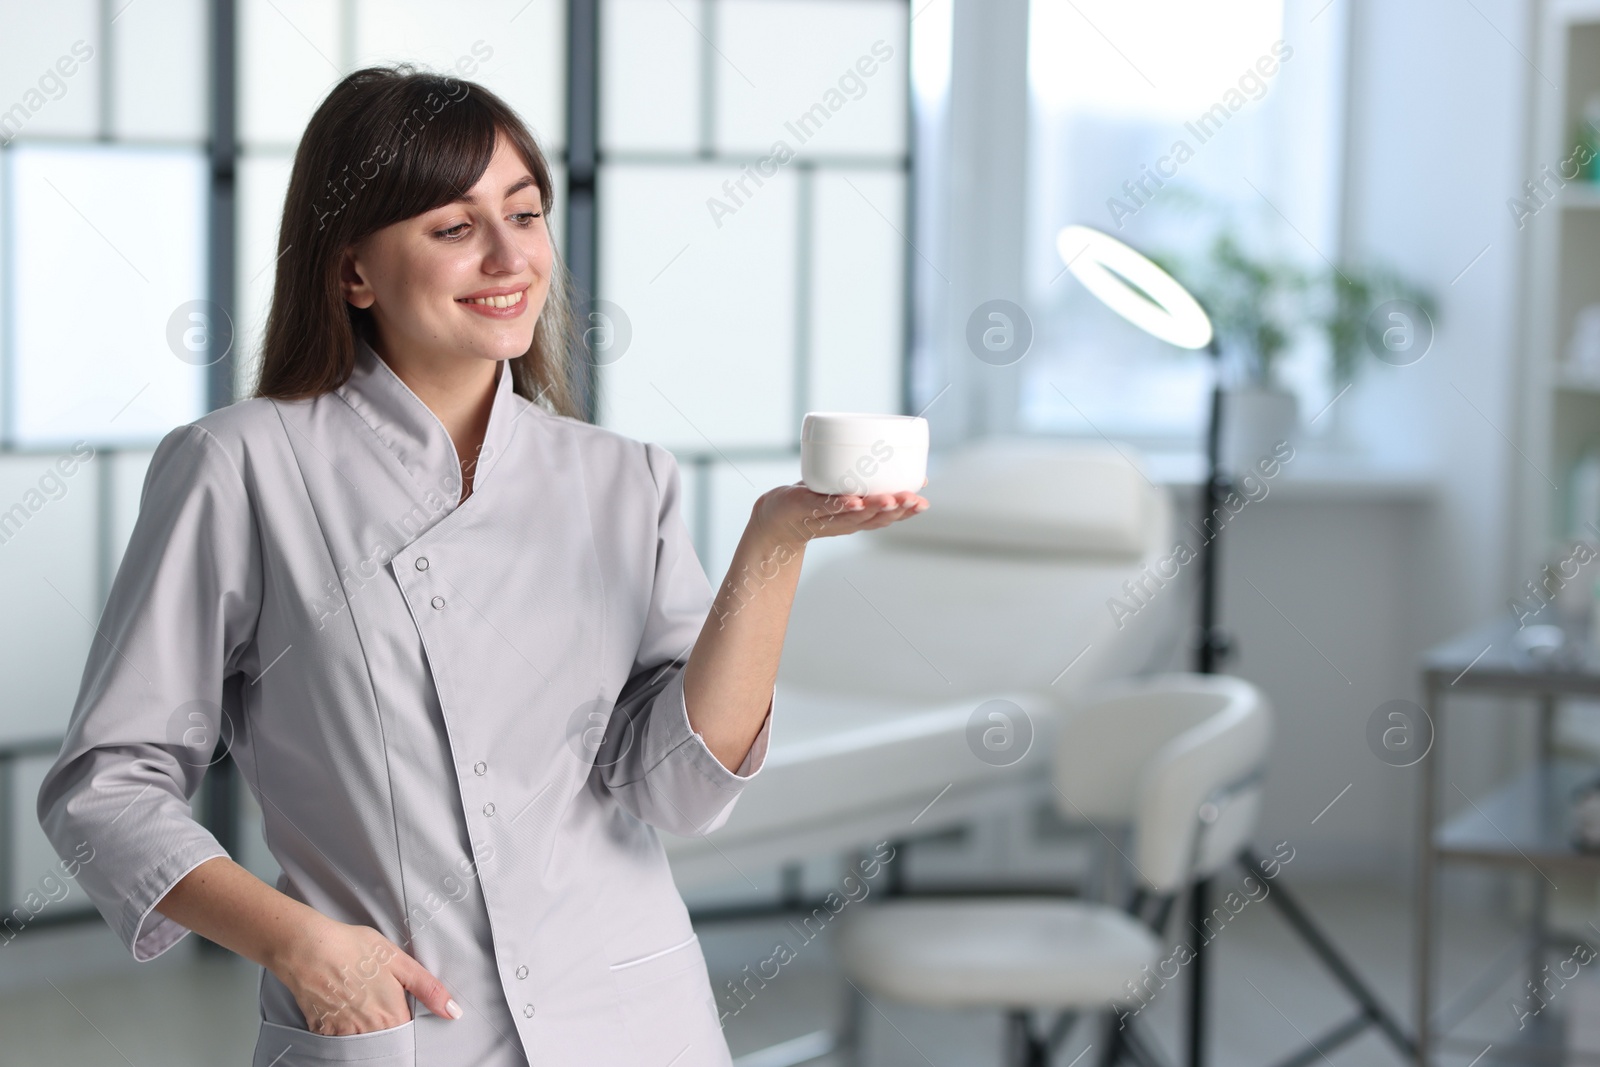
35,66,927,1067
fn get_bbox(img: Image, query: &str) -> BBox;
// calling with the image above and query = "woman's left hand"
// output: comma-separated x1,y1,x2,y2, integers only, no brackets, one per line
751,476,930,549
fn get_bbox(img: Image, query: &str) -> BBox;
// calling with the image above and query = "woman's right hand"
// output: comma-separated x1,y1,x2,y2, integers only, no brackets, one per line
267,913,464,1035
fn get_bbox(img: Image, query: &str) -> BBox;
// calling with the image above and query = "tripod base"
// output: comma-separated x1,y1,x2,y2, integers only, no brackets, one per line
1237,847,1417,1067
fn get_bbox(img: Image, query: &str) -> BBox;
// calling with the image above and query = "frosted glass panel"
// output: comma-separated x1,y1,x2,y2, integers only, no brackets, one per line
9,756,99,915
107,448,153,579
237,783,282,886
548,159,567,263
240,0,342,147
672,449,707,555
809,169,904,415
112,0,208,140
11,145,208,446
353,0,566,150
0,1,100,141
597,164,797,449
237,152,294,398
715,0,907,157
0,451,98,743
706,457,800,583
600,0,701,153
0,144,6,428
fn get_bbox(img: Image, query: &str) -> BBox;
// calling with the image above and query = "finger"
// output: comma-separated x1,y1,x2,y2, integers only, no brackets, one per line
392,950,463,1020
297,996,339,1036
867,501,925,527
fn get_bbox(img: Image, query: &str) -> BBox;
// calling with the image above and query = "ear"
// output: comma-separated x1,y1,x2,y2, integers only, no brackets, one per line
339,246,377,309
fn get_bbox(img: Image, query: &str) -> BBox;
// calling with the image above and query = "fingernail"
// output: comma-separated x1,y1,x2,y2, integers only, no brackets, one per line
446,999,463,1019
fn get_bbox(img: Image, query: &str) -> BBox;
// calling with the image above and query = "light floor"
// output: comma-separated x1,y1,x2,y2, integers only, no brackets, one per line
0,879,1583,1066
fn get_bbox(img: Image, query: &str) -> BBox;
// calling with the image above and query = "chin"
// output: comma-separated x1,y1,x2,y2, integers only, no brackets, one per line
486,334,537,361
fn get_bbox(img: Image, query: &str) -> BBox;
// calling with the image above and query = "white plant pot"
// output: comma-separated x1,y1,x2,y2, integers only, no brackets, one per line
1219,387,1298,476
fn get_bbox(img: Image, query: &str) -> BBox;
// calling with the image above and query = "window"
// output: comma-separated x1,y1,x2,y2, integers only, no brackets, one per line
0,0,575,905
0,2,917,904
1017,0,1347,446
0,0,216,908
9,145,209,447
597,0,912,578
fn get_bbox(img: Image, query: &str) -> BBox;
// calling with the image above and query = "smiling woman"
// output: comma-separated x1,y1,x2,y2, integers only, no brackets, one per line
35,62,927,1067
255,64,581,424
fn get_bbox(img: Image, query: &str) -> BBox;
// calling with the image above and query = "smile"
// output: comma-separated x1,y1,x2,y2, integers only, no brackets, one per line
456,285,531,319
458,289,526,308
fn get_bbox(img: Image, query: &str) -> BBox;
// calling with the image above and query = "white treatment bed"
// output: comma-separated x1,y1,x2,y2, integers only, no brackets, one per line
664,437,1186,889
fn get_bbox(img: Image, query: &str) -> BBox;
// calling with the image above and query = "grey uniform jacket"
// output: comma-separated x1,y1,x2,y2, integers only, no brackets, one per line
35,337,774,1067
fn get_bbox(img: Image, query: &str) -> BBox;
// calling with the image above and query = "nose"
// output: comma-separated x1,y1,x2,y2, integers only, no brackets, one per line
480,216,532,276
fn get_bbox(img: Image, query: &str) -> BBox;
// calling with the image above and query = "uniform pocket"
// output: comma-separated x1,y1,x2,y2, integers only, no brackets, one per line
252,1017,417,1066
609,932,702,984
609,934,731,1066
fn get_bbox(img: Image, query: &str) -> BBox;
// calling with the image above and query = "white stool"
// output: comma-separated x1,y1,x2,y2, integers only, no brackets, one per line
833,673,1272,1067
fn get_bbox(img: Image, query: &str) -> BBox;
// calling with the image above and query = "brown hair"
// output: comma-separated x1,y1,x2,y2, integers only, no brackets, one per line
252,64,582,420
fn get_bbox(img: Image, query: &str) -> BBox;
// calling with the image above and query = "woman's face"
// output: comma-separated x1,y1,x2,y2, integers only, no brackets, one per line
339,130,552,371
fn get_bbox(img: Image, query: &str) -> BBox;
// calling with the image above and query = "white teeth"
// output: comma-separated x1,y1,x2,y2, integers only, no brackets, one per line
462,290,524,308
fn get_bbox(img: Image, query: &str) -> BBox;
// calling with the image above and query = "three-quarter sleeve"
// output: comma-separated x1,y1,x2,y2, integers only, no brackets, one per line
36,423,262,961
595,441,773,838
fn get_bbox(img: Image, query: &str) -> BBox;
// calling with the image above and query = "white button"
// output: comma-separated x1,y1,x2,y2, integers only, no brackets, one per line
483,802,496,816
523,1004,535,1018
516,965,528,980
431,596,445,609
415,557,429,571
474,761,487,775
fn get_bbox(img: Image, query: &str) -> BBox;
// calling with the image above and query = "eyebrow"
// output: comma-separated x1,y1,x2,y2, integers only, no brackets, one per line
452,175,538,205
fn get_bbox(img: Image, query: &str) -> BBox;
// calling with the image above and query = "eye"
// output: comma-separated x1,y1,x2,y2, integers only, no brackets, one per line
434,212,542,239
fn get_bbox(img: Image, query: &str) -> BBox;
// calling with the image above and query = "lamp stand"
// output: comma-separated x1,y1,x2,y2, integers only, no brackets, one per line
1188,342,1227,1067
1180,344,1416,1067
1196,346,1232,676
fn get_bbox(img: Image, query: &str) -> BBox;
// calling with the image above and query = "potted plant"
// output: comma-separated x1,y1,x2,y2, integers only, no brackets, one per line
1314,265,1438,388
1152,233,1310,471
1153,231,1437,468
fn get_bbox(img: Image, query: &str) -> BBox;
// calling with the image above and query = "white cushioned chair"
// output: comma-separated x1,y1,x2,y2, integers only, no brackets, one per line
832,673,1273,1067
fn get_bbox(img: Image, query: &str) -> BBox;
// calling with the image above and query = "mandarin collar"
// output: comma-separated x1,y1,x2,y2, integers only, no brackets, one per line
336,334,523,507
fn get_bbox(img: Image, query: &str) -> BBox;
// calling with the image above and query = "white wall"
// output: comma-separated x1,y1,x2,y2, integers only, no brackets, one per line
1337,0,1530,633
1228,0,1537,885
1216,485,1435,883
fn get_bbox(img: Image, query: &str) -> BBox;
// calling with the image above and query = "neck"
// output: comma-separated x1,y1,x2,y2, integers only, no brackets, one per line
370,335,500,495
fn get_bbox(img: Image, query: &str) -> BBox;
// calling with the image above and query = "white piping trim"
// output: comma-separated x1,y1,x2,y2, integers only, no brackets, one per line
608,932,698,970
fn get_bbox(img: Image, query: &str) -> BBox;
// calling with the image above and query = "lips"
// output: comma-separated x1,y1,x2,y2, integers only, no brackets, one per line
457,288,526,309
456,284,531,319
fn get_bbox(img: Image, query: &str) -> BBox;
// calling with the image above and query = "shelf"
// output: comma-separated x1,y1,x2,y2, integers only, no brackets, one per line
1424,618,1600,694
1436,759,1600,870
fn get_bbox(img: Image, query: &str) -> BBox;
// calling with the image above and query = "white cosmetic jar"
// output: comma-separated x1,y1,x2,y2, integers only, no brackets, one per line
800,412,929,495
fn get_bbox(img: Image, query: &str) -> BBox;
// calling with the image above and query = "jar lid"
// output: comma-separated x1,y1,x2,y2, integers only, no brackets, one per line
801,412,928,446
